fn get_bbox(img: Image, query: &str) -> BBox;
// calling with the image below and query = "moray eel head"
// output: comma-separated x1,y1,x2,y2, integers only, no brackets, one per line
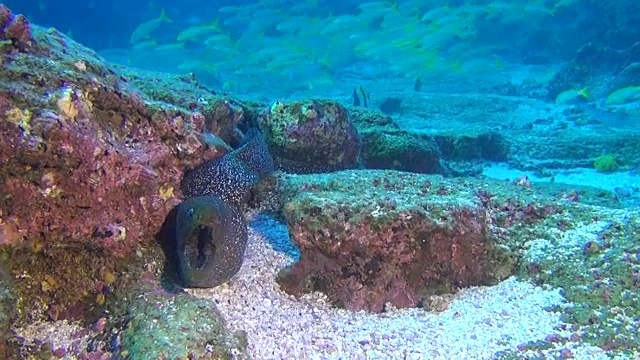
178,201,222,270
175,195,248,288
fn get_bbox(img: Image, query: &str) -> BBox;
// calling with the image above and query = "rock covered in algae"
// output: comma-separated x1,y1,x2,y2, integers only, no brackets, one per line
0,8,252,257
0,4,35,52
0,4,271,332
276,169,574,312
119,290,248,359
261,99,361,173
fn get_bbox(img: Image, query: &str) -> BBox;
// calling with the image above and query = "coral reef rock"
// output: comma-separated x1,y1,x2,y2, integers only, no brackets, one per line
118,290,247,359
277,170,575,312
0,4,35,52
0,5,263,335
0,10,253,257
261,99,361,173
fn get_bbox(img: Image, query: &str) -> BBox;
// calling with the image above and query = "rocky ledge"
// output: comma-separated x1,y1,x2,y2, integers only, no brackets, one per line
276,169,618,312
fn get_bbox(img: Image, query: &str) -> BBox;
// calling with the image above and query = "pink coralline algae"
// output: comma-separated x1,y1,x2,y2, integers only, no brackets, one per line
0,8,243,256
0,108,210,256
0,8,268,335
0,4,34,51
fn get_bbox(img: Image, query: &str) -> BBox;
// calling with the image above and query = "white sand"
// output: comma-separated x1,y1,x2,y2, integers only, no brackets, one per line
482,163,639,192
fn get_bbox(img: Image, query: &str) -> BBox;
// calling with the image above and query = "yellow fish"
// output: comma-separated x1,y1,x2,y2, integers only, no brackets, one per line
177,19,223,43
129,9,172,44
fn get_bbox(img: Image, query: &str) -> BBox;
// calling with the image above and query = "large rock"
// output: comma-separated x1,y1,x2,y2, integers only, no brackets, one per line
0,5,261,330
276,170,566,312
348,108,443,174
276,170,620,313
261,99,361,172
348,107,509,176
0,23,248,256
119,290,247,359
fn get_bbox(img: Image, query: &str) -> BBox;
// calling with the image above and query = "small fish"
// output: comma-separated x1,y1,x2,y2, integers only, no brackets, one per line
352,86,369,107
176,19,223,43
577,88,590,99
131,39,157,51
359,86,369,108
414,76,422,92
555,88,590,105
129,9,172,44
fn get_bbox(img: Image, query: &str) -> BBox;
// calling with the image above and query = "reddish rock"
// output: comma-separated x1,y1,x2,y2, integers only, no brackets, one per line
0,8,262,330
0,16,252,256
0,5,34,51
277,170,521,312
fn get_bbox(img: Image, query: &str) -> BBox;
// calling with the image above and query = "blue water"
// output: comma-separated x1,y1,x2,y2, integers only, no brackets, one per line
8,0,640,103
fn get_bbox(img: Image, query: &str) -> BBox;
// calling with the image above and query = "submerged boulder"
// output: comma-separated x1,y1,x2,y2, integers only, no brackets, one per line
277,170,571,312
261,99,361,173
119,290,247,359
0,5,263,332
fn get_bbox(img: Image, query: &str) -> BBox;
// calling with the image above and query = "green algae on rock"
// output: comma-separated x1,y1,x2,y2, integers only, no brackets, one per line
0,254,16,358
347,107,508,175
277,170,525,312
261,99,361,172
275,169,627,313
520,212,640,355
119,291,248,359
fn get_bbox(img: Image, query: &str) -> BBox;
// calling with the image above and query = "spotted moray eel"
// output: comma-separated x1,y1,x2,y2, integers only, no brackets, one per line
176,129,274,287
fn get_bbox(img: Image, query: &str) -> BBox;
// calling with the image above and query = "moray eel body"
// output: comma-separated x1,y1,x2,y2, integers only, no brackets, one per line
181,129,275,206
176,196,247,288
176,129,274,287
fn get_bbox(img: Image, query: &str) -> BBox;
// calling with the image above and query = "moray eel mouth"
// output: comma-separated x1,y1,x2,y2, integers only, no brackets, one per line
184,224,216,270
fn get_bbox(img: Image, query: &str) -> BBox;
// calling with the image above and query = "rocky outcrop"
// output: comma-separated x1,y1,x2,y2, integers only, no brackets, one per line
118,289,247,359
0,5,264,336
279,171,600,312
277,170,573,312
261,99,361,173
